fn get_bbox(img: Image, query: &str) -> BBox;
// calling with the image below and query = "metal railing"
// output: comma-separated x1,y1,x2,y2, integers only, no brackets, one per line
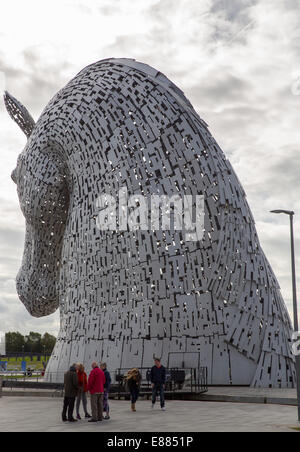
0,370,45,381
110,367,208,396
1,367,208,395
0,371,63,390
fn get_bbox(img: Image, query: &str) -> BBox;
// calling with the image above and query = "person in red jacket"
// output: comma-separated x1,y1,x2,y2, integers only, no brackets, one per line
76,363,91,420
87,362,106,423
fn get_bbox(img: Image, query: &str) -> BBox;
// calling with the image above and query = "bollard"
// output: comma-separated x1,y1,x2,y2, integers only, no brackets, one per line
0,376,3,398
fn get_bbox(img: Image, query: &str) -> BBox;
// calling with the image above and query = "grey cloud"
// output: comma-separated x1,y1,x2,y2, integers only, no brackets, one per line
0,278,16,294
149,0,211,21
0,227,24,249
98,0,122,16
1,48,72,117
282,0,300,10
0,227,24,279
187,74,253,106
0,60,22,81
258,226,300,305
22,48,71,111
0,293,59,335
0,257,21,280
260,148,300,206
105,34,148,56
210,0,257,21
0,197,23,221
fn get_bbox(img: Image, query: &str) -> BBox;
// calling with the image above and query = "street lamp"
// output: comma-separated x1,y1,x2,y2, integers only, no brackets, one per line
271,209,300,421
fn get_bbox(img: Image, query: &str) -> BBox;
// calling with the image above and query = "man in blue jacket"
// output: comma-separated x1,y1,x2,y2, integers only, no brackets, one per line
150,358,166,411
101,362,112,420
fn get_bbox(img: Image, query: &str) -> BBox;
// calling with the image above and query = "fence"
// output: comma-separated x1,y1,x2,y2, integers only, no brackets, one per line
1,367,208,396
111,367,207,395
1,353,52,360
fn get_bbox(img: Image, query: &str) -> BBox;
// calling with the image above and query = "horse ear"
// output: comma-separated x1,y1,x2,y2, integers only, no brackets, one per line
3,91,36,138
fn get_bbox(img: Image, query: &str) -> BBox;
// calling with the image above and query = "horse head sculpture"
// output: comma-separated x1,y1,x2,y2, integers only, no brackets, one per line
5,58,295,387
5,92,69,317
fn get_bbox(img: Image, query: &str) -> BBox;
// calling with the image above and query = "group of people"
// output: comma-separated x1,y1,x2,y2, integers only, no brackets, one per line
62,358,166,423
62,362,111,423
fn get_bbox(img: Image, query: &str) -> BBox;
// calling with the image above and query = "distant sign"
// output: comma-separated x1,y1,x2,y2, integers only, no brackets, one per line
0,362,7,372
0,332,5,356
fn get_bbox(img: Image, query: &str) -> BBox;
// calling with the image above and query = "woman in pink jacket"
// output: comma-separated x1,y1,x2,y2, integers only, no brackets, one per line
87,362,106,423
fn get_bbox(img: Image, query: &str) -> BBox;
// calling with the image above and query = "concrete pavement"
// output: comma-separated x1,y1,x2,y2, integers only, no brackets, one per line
0,397,299,432
2,386,298,406
198,387,298,406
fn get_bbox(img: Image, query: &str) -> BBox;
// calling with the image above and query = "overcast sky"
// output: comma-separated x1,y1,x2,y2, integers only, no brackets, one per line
0,0,300,336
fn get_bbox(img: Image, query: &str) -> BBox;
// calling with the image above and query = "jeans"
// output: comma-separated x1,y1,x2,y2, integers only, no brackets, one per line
62,396,76,421
152,384,165,408
130,386,140,404
103,390,110,414
76,387,88,416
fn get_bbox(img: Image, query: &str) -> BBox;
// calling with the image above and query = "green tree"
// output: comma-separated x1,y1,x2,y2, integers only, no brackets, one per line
24,332,42,354
4,331,57,354
5,332,25,353
41,333,56,354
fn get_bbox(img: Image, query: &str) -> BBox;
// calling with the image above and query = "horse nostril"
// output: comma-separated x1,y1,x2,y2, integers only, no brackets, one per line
11,168,17,183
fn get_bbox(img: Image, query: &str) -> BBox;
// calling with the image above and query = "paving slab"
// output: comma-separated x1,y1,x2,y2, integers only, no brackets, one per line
2,386,298,406
2,387,63,398
199,387,297,406
0,397,299,432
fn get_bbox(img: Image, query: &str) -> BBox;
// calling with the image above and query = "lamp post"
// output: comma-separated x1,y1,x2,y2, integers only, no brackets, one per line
271,209,300,421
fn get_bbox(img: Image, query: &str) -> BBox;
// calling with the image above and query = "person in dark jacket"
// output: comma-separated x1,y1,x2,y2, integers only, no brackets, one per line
100,362,111,420
151,358,166,411
62,364,79,422
126,368,142,412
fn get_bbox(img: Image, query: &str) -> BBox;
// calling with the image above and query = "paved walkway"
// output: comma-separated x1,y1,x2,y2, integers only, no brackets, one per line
0,397,299,432
2,386,298,405
199,387,297,405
